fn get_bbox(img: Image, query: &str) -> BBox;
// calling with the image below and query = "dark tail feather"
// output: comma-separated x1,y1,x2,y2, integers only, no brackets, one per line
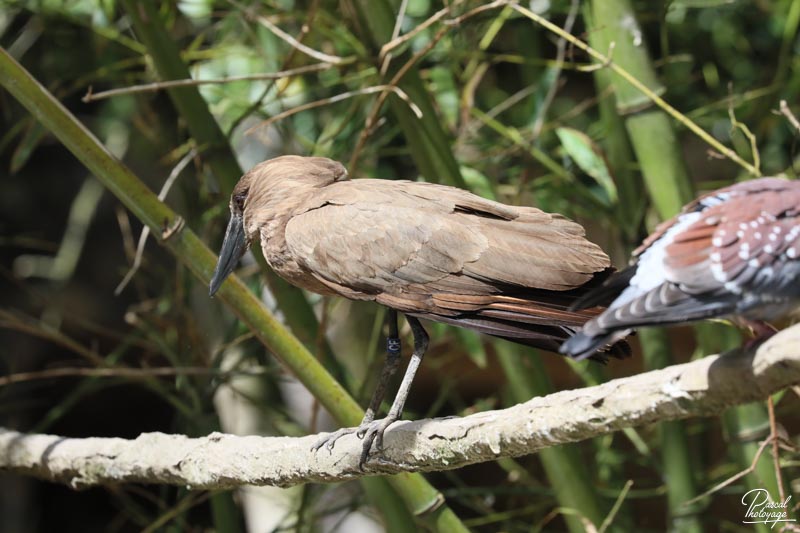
492,325,630,363
414,313,630,363
560,328,632,361
569,265,637,311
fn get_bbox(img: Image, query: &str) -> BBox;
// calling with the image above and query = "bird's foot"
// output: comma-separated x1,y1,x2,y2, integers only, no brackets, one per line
310,416,399,470
311,426,360,454
741,320,779,351
357,416,398,468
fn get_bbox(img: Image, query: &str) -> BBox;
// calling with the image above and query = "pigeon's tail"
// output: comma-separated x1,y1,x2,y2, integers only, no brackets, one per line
559,327,632,361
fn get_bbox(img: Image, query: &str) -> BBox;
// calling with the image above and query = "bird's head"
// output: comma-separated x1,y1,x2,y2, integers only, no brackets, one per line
209,155,347,296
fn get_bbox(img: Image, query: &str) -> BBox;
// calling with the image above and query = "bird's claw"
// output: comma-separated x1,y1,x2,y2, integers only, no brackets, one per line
357,417,397,468
311,426,359,454
311,417,399,470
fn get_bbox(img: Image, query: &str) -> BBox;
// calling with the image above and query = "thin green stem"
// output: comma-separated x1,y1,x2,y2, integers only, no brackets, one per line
0,44,467,533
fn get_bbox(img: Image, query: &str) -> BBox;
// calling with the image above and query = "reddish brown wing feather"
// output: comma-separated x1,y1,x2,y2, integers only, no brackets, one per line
663,180,800,290
633,178,797,259
281,179,617,353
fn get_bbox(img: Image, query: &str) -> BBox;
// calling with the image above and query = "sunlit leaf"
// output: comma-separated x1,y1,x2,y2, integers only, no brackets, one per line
556,127,618,204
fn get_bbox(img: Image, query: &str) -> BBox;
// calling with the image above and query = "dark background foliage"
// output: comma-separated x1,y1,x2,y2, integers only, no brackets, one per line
1,0,798,531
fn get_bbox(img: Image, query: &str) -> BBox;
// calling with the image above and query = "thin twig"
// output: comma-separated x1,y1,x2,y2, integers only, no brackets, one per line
0,309,105,367
779,99,800,134
114,148,196,295
599,480,634,533
683,438,772,506
767,396,787,504
82,63,336,102
727,83,760,175
0,366,269,387
348,0,507,171
246,85,422,136
379,1,463,67
530,0,579,139
225,0,325,137
252,13,345,64
507,1,761,176
379,0,410,76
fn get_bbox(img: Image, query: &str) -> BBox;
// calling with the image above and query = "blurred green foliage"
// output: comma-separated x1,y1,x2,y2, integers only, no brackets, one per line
1,0,798,531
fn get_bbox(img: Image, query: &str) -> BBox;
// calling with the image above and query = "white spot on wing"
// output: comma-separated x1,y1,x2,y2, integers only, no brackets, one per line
724,281,743,294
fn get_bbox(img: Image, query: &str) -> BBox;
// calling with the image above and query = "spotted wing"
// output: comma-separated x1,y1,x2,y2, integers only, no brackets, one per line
591,178,800,329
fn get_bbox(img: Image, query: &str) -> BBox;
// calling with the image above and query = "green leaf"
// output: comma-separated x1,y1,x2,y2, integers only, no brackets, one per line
460,165,496,199
11,121,47,173
555,127,618,204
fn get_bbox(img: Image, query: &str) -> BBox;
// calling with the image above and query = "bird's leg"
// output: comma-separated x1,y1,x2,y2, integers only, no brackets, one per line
356,309,402,434
359,316,429,467
741,319,779,350
311,309,403,453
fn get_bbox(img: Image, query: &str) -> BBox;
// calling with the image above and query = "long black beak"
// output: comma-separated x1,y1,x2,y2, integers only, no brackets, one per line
209,213,247,296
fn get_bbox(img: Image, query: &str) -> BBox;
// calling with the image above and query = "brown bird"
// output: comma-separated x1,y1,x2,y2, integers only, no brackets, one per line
209,155,627,466
561,177,800,360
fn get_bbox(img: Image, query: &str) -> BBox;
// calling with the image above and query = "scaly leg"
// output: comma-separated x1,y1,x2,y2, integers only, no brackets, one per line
311,309,403,454
358,316,428,467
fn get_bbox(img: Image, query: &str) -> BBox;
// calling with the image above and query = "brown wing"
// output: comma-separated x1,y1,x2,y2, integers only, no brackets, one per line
284,179,611,330
665,182,800,294
634,177,795,257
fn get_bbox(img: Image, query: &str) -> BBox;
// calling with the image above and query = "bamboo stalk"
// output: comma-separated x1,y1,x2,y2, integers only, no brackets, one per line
341,0,466,188
589,2,779,528
0,46,467,533
495,341,606,532
637,329,704,532
584,2,642,248
694,323,779,533
119,0,338,368
589,3,702,531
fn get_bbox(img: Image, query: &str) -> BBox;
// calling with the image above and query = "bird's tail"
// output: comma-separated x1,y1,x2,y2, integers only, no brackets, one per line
416,295,631,363
559,327,632,361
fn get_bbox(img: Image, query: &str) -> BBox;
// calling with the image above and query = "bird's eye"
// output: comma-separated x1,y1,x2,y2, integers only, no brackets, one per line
233,191,248,211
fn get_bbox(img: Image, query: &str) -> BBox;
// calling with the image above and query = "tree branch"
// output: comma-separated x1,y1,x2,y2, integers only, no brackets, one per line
3,324,799,489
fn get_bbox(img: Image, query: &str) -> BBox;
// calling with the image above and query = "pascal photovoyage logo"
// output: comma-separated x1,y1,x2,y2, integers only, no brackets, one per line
741,488,797,528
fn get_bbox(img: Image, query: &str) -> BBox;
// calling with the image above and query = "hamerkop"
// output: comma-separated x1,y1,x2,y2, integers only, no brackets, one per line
210,155,627,466
561,177,800,360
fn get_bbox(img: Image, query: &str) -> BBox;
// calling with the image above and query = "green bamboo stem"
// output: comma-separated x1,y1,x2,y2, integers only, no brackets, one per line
119,0,241,194
342,0,466,189
120,0,338,367
584,4,642,246
512,2,758,178
590,3,779,529
589,3,702,531
694,322,780,533
0,46,467,533
590,0,694,218
637,329,704,532
495,341,606,532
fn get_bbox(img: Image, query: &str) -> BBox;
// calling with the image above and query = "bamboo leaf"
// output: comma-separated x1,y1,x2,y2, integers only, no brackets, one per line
556,127,618,204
